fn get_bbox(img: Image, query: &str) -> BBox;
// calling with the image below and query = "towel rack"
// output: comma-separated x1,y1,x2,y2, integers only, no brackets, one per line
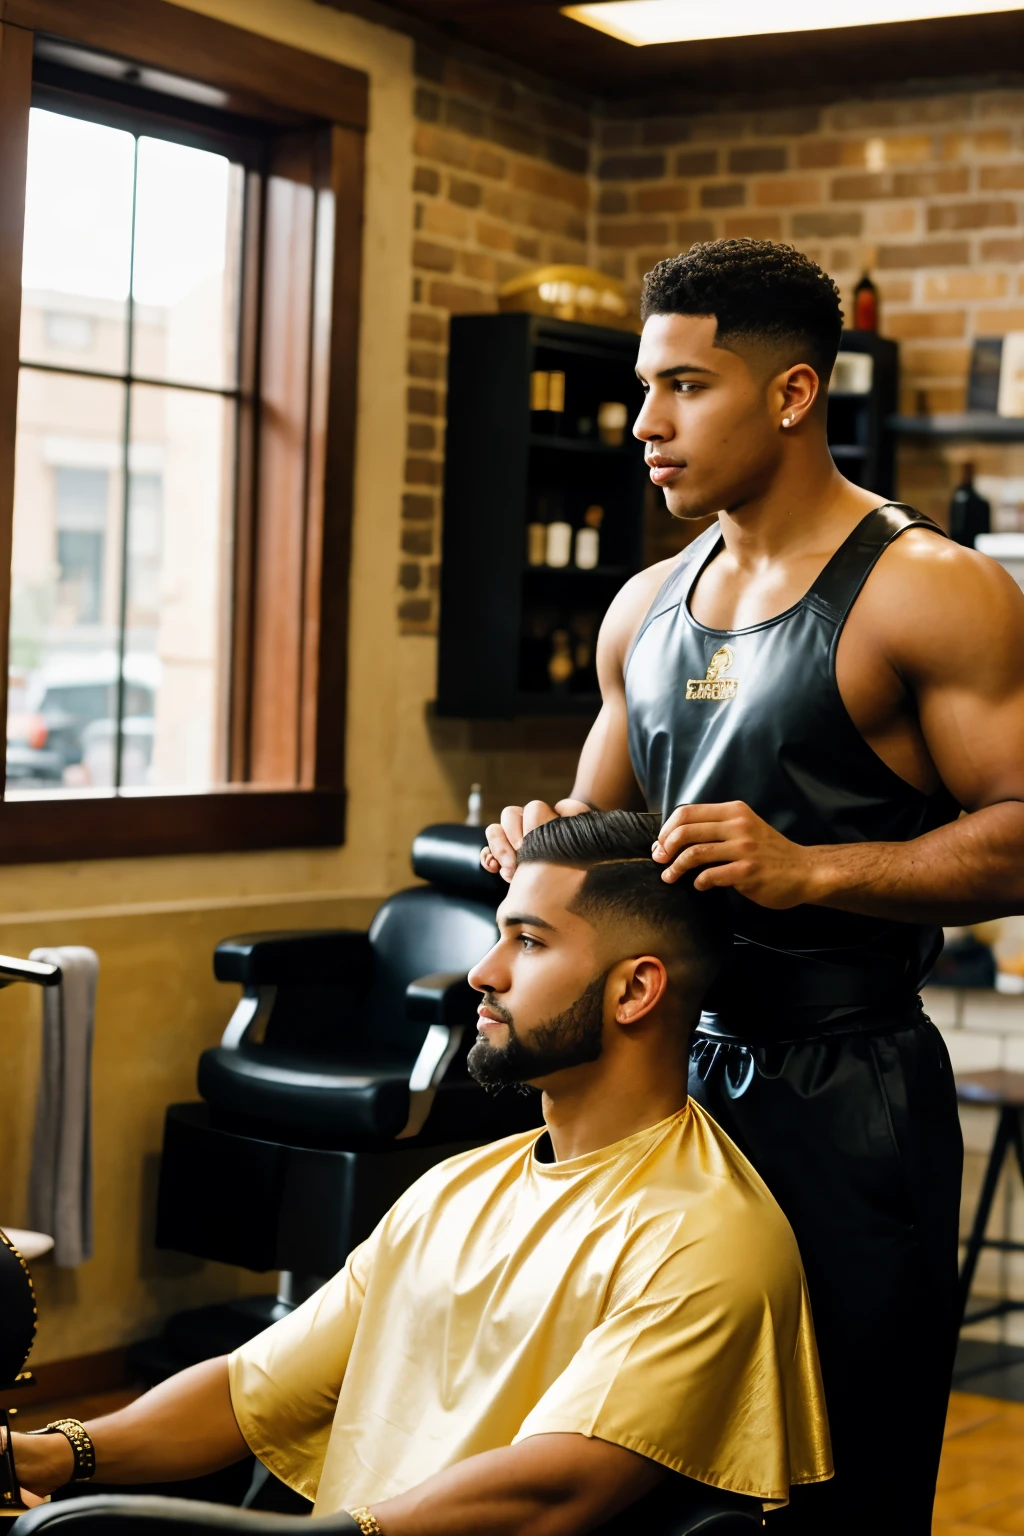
0,950,65,1514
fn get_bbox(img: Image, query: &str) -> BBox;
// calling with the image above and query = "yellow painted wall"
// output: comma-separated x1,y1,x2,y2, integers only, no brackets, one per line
0,0,586,1364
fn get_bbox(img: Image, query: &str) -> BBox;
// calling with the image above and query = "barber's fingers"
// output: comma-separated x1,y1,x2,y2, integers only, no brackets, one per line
656,801,749,850
522,800,561,835
659,839,746,884
500,804,526,846
483,820,518,882
654,804,751,861
653,820,733,861
553,798,593,818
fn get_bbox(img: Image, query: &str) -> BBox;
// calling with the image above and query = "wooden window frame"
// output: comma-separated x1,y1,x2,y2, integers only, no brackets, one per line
0,0,367,862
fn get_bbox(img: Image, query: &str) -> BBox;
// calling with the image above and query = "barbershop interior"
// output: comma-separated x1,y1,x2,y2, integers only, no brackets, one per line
3,0,1024,1533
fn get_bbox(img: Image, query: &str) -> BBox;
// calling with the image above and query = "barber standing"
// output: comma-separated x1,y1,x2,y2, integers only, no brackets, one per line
483,240,1024,1535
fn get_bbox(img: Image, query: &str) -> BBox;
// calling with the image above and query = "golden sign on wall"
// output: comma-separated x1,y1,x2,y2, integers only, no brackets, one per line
498,265,638,332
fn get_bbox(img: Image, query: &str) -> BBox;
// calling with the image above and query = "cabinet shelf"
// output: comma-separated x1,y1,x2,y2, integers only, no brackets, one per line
889,413,1024,442
523,563,630,580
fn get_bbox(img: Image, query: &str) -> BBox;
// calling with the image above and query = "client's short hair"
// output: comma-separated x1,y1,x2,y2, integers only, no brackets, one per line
517,810,731,1003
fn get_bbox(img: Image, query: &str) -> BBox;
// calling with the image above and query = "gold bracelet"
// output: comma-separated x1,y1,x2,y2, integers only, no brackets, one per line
27,1418,96,1483
347,1508,383,1535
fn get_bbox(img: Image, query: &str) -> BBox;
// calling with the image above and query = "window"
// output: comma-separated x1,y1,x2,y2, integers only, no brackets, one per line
0,1,368,860
12,106,243,795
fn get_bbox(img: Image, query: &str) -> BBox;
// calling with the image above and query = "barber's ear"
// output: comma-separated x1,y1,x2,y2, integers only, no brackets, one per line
612,956,668,1027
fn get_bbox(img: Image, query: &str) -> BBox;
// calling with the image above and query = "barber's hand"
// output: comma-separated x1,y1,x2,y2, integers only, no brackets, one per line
653,800,816,909
482,799,593,882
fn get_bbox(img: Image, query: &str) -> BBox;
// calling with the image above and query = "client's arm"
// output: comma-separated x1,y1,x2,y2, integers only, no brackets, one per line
370,1432,665,1536
9,1357,248,1496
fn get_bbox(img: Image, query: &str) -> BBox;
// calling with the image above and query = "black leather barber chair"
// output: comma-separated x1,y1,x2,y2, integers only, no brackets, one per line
148,826,541,1371
13,1483,763,1534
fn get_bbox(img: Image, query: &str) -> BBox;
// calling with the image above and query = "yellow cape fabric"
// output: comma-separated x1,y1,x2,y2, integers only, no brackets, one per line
229,1103,832,1515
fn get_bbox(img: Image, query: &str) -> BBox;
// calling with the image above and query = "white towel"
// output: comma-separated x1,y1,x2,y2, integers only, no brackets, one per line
27,946,98,1267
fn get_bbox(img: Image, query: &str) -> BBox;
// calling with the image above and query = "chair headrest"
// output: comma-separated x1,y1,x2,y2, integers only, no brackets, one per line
412,823,505,901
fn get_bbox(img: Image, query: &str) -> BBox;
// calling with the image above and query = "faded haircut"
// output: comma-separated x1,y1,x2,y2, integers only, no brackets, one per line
640,238,844,384
516,810,731,1005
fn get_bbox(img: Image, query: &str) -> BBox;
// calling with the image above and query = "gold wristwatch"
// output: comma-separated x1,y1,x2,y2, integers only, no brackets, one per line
346,1509,384,1535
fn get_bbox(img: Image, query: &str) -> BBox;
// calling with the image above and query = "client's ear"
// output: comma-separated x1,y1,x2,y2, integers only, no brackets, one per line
611,955,668,1029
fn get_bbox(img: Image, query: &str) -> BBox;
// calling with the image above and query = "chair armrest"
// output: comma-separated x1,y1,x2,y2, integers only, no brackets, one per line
10,1492,351,1534
214,930,373,987
398,972,478,1140
405,970,477,1028
0,953,61,988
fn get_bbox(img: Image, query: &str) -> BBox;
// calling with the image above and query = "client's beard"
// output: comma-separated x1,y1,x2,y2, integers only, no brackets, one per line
467,973,607,1095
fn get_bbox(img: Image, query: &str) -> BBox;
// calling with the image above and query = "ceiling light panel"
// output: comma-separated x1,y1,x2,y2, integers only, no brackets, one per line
560,0,1024,45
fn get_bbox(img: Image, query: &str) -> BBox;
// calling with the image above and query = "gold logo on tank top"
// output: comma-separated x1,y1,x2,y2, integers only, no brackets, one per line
686,645,739,702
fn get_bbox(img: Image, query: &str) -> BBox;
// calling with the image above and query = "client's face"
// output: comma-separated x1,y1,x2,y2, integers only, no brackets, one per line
466,862,608,1092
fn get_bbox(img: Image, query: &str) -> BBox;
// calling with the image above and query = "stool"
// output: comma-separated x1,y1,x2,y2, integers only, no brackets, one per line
956,1070,1024,1327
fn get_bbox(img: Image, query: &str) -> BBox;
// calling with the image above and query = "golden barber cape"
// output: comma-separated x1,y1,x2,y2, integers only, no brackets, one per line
229,1104,832,1514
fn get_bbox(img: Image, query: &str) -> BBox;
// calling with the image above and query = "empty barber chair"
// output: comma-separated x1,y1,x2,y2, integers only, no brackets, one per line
13,1482,763,1534
149,825,540,1370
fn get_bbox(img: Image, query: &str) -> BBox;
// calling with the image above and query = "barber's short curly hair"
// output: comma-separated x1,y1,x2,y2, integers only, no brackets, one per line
640,239,844,381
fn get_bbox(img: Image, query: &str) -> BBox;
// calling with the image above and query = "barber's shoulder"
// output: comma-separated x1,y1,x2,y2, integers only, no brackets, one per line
863,526,1024,672
599,550,691,668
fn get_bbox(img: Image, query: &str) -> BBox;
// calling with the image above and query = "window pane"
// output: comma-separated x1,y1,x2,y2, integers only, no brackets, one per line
126,383,235,790
132,137,243,390
20,108,135,374
7,371,126,792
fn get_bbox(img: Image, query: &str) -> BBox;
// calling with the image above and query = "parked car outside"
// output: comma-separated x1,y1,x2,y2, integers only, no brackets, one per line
6,650,159,788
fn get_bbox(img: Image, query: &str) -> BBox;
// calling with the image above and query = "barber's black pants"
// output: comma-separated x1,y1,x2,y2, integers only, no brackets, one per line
689,1007,962,1535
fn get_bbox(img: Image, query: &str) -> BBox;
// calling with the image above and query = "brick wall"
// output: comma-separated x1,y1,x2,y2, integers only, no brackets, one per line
592,90,1024,527
397,76,1024,631
400,45,592,632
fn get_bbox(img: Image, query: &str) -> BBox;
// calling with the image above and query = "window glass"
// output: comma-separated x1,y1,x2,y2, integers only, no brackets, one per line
20,109,134,372
132,136,243,390
8,373,125,791
127,385,234,790
8,107,242,796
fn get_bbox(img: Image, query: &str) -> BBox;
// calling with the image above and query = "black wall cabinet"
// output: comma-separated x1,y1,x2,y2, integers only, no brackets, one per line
827,330,898,501
437,313,647,720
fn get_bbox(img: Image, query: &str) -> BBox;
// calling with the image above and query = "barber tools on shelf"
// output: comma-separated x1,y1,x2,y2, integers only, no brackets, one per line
597,400,628,446
949,463,991,549
574,505,603,570
852,271,878,332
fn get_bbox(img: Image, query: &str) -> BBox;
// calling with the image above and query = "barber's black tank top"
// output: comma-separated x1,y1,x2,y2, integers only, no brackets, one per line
626,504,960,1018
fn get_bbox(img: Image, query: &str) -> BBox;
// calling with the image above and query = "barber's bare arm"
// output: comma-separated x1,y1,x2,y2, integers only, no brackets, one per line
8,1357,248,1496
482,567,662,880
370,1432,666,1536
656,541,1024,922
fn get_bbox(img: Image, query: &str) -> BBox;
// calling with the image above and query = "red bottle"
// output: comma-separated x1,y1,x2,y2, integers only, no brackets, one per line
853,273,878,332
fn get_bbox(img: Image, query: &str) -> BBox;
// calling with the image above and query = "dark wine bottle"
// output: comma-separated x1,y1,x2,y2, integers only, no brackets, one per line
948,462,990,549
853,273,878,332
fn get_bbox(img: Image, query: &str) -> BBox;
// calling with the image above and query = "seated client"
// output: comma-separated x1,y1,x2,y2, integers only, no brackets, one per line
10,811,832,1532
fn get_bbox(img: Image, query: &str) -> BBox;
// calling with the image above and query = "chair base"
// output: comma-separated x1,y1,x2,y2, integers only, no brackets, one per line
156,1102,479,1275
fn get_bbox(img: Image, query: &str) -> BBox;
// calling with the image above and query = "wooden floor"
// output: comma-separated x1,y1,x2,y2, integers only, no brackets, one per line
13,1385,1024,1527
935,1392,1024,1533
